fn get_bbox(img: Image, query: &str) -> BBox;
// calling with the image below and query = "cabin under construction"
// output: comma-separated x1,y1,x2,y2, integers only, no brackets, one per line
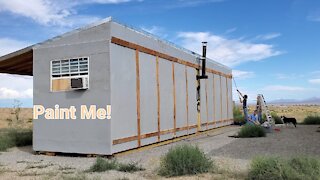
0,17,233,155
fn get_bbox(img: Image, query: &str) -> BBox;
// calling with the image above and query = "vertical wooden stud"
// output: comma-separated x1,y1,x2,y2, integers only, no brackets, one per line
172,63,177,136
156,56,160,142
135,50,141,147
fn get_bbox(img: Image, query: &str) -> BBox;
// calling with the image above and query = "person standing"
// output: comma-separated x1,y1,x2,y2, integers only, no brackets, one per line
237,90,248,123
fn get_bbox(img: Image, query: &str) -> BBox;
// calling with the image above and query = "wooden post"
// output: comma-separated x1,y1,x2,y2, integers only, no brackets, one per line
135,50,141,147
156,56,160,142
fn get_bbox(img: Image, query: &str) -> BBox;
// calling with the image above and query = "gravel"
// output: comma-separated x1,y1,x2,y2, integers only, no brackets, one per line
209,125,320,159
0,125,319,179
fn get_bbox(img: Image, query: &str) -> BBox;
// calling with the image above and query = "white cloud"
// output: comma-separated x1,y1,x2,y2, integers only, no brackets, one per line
307,11,320,22
309,79,320,85
0,74,33,99
0,88,32,99
177,32,283,67
141,26,168,38
225,27,237,34
232,70,255,79
256,33,281,40
0,38,31,56
0,0,134,26
262,85,307,92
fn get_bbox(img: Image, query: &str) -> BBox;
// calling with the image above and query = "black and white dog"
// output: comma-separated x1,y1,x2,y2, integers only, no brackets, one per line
280,116,297,128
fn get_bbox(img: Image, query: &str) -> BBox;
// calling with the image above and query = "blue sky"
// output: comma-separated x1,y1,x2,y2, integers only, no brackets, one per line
0,0,319,107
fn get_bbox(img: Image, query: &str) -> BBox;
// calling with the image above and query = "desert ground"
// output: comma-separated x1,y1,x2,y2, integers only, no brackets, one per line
0,125,319,179
0,106,319,179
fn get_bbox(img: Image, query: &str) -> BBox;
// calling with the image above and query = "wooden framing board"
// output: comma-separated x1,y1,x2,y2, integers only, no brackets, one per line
220,75,223,123
113,120,232,145
156,56,161,142
135,50,141,147
111,37,232,79
185,66,189,134
213,75,216,127
172,63,177,136
205,80,209,130
225,77,229,121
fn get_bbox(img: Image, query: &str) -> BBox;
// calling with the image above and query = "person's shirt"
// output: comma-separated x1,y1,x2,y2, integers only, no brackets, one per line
248,113,257,125
243,98,247,108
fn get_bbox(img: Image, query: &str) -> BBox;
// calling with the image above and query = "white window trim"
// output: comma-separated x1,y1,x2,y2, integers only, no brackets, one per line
50,57,90,92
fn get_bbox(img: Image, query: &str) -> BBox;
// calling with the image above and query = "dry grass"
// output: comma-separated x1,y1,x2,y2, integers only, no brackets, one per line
245,105,320,123
0,108,32,129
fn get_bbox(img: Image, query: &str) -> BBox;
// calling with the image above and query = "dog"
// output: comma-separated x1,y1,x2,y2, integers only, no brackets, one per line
280,116,297,128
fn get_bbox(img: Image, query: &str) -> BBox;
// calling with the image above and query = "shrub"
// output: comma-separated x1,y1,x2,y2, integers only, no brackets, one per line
261,112,282,124
88,157,117,172
233,106,245,125
238,125,266,138
303,115,320,125
271,112,282,124
158,144,213,177
87,157,144,173
118,162,145,172
248,156,320,180
0,128,32,151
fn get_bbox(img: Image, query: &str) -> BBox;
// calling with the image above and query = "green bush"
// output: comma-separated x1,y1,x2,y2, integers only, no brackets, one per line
0,128,32,151
118,162,144,172
88,157,117,172
303,115,320,125
248,156,320,180
233,106,245,125
271,112,283,124
87,157,144,173
238,125,266,138
261,112,282,124
158,144,213,177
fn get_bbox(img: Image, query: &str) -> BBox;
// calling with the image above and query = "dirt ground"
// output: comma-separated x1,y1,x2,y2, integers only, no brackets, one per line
0,125,319,180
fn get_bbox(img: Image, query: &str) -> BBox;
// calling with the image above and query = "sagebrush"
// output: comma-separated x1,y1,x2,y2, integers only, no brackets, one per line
87,157,144,173
303,115,320,125
248,156,320,180
0,128,32,151
158,144,213,177
238,125,266,138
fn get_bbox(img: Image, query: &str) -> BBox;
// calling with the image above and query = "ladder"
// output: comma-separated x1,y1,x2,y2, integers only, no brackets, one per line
257,94,274,125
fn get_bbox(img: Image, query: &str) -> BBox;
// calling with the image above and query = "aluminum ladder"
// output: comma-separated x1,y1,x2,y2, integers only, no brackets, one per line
257,94,274,125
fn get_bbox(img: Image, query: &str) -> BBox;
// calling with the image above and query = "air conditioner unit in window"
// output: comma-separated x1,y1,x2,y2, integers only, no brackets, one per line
71,77,89,90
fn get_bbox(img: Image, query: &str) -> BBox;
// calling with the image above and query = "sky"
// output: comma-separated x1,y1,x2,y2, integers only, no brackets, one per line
0,0,319,107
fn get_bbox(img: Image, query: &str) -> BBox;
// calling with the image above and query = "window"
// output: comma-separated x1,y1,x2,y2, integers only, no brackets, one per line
51,57,89,78
50,57,89,92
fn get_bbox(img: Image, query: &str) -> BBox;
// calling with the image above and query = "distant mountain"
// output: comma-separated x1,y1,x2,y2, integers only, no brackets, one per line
268,97,320,105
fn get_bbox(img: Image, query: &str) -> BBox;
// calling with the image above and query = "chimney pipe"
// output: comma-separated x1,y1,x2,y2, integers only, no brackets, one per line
197,42,208,79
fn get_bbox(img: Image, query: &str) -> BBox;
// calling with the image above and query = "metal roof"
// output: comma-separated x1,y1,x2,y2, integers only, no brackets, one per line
0,17,230,76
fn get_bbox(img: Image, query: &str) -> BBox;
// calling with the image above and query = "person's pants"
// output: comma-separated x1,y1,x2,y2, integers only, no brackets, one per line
258,113,263,123
243,107,248,122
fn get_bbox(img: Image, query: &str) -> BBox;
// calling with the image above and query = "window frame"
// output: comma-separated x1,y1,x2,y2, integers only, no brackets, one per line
50,57,90,92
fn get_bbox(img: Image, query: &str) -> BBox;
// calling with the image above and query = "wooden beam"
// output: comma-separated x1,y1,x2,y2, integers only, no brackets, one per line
6,61,33,71
185,66,189,134
172,63,176,136
0,51,32,68
111,37,232,79
226,77,229,122
205,80,209,130
213,74,216,127
135,50,141,147
220,75,223,123
156,56,161,142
